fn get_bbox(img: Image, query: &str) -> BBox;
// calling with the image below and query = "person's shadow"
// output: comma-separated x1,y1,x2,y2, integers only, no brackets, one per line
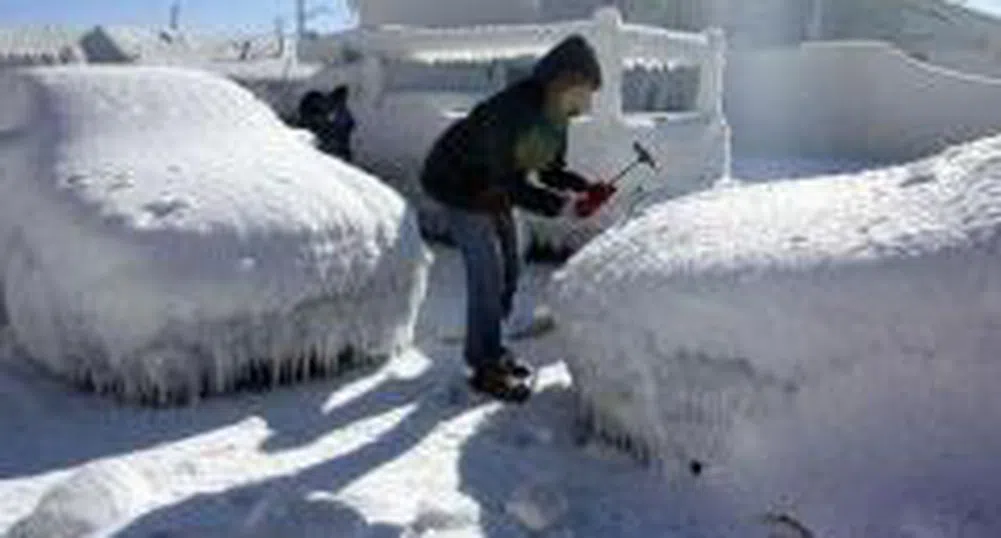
111,485,405,538
102,241,584,536
0,351,255,478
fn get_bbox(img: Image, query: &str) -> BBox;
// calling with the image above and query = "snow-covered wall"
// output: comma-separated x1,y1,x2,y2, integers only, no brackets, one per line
357,0,542,28
0,66,431,404
872,2,1001,80
925,46,1001,79
543,134,1001,534
726,41,1001,162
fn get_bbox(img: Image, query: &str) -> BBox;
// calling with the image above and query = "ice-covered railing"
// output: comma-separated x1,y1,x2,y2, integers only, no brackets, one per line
344,7,724,120
338,7,729,252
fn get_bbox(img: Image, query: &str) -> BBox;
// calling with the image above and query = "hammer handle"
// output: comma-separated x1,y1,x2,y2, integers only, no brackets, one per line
609,160,641,185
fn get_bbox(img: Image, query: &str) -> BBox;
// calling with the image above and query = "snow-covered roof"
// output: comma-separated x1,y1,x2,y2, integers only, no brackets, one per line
0,25,294,68
358,0,544,27
203,59,324,81
81,25,286,65
0,26,86,66
0,65,430,403
345,21,709,68
341,21,585,62
394,51,681,70
904,0,1001,33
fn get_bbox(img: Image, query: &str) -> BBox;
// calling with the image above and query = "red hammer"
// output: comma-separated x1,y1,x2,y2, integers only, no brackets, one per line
608,141,659,185
575,141,659,218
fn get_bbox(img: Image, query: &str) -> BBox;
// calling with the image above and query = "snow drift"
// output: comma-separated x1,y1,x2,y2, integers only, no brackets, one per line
4,460,154,538
0,65,431,404
546,135,1001,534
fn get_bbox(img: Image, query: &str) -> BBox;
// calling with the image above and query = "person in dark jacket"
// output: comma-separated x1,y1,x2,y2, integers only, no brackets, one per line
297,90,330,138
420,35,617,403
296,87,356,161
325,85,356,162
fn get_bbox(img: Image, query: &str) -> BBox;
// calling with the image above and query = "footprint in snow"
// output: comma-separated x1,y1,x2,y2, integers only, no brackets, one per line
108,173,135,191
144,198,190,219
63,174,87,187
899,173,937,188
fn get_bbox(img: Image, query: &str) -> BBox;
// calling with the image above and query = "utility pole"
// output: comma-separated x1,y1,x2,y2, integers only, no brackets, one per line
275,16,287,58
169,1,181,31
294,0,333,40
295,0,306,41
806,0,826,40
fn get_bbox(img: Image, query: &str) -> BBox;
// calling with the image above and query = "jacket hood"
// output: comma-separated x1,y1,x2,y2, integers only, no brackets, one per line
530,34,602,88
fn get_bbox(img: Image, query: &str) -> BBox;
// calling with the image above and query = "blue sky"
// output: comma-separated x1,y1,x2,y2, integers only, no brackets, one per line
1,0,1001,33
0,0,357,33
967,0,1001,16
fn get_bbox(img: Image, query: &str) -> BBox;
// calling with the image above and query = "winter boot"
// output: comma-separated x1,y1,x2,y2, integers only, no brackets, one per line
468,364,531,403
499,347,533,379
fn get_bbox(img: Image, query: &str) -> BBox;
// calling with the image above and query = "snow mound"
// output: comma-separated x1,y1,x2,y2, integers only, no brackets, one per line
402,495,481,538
240,491,371,538
506,481,569,532
546,135,1001,533
721,355,1001,537
0,66,431,404
4,460,154,538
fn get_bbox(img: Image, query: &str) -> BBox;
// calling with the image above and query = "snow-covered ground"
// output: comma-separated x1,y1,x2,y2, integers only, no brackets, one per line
1,250,728,538
5,194,1000,537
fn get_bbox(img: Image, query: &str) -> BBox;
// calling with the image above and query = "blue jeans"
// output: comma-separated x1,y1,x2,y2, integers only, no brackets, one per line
445,207,520,369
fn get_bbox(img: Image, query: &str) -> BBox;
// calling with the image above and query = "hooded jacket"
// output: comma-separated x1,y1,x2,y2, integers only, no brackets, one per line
419,35,602,216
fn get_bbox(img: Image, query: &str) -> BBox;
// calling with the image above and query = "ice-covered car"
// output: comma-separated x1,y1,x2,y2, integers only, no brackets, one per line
544,137,1001,534
0,65,431,404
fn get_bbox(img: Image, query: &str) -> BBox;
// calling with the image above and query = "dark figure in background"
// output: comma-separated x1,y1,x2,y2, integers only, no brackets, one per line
296,86,355,162
297,90,329,137
324,85,356,162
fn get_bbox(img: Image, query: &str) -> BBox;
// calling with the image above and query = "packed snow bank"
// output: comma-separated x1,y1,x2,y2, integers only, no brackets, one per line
0,66,431,403
719,353,1001,537
545,135,1001,533
4,460,154,538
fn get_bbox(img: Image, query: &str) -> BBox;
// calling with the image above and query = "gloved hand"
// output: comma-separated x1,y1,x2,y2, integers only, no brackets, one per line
573,182,617,218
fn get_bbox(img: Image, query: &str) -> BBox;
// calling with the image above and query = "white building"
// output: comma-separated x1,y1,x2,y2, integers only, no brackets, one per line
0,24,320,119
357,0,545,27
0,26,86,67
355,0,711,30
351,0,1001,76
306,6,729,251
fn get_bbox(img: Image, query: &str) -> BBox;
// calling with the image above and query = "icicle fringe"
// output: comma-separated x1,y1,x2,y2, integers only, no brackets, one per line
24,244,431,407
